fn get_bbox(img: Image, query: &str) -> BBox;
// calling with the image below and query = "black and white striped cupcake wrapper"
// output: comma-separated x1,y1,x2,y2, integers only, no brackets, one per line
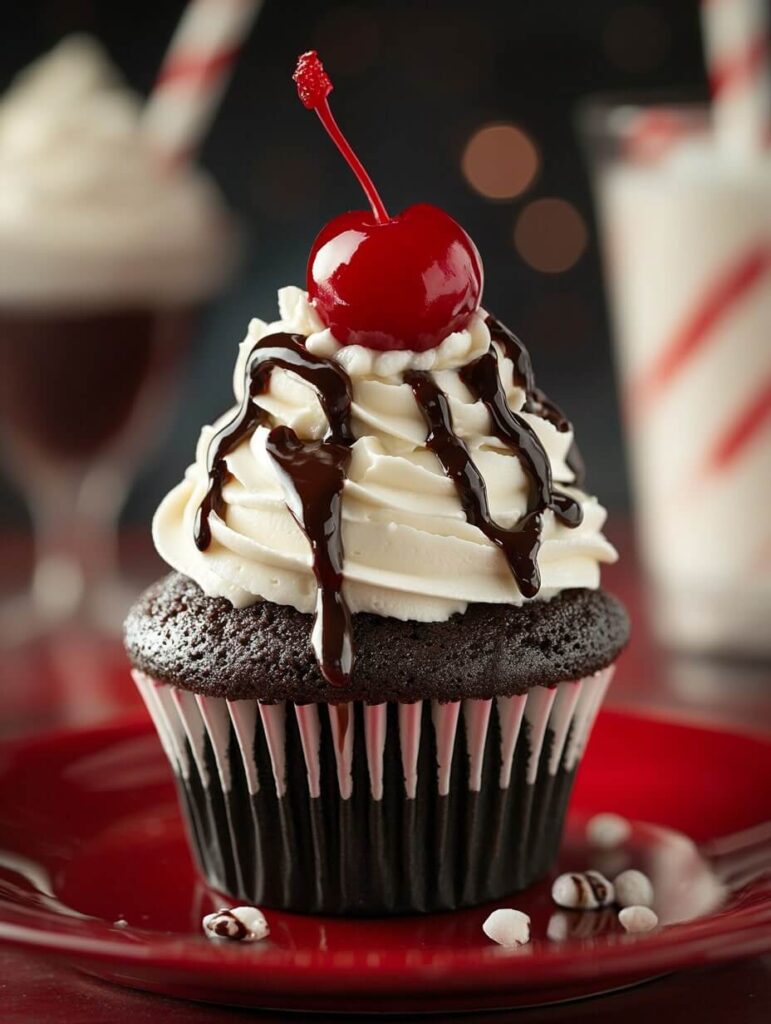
133,667,613,915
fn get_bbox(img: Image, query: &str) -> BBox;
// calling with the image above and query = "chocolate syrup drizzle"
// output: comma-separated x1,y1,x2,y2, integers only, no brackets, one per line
194,333,354,686
407,357,582,599
265,427,353,687
486,316,586,488
195,319,584,685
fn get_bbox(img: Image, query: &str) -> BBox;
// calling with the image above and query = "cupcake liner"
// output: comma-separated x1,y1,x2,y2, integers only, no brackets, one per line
133,667,613,915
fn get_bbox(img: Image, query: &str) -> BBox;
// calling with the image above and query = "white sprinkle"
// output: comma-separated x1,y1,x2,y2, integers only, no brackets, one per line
483,908,531,947
113,918,128,929
614,869,654,909
551,870,615,909
202,906,269,942
618,905,658,934
586,813,632,849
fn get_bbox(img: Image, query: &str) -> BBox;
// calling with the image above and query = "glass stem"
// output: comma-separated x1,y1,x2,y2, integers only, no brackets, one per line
29,463,126,624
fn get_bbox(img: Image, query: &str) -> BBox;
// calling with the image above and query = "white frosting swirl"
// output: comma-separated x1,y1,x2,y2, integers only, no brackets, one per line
280,287,492,378
154,289,617,621
0,36,235,309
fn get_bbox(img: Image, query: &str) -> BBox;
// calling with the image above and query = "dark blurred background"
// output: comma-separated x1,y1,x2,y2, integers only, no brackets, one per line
0,0,708,529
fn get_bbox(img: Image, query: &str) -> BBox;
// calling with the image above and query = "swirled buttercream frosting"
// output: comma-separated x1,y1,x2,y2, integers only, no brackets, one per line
154,287,617,684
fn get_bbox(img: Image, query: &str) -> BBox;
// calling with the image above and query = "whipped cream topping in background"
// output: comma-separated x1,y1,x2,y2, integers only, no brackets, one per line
0,36,235,309
154,289,617,622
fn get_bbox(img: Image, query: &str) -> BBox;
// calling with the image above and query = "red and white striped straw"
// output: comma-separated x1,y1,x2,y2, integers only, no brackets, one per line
143,0,263,167
701,0,771,157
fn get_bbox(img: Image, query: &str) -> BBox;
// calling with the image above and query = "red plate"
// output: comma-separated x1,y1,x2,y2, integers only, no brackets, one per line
0,709,769,1013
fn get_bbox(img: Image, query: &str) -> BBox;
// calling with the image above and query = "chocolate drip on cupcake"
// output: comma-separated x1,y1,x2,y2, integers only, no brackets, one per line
460,348,582,529
406,370,542,598
486,316,586,487
407,348,581,600
195,332,354,686
265,428,353,687
460,352,581,528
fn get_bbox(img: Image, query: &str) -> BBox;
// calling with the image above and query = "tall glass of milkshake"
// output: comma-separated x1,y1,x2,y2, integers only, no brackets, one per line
0,36,237,635
583,101,770,658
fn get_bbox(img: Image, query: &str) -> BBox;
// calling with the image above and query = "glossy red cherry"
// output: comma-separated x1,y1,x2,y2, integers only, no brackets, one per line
307,204,483,351
293,52,484,351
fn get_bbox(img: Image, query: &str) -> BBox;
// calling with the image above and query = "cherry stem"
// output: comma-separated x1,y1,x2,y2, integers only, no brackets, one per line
313,99,390,224
294,51,390,223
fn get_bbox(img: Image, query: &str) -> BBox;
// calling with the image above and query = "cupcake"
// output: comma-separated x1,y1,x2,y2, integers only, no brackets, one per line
124,53,628,915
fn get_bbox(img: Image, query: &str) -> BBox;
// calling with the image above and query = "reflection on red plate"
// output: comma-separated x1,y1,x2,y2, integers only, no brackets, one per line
0,709,768,1013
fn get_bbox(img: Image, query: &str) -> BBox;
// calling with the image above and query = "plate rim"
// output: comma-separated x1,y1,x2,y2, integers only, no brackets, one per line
0,709,769,1001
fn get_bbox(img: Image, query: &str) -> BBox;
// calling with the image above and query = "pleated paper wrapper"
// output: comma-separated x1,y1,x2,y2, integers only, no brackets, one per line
134,667,613,915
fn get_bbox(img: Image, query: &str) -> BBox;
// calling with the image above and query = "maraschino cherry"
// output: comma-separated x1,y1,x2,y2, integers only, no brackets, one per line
293,51,484,352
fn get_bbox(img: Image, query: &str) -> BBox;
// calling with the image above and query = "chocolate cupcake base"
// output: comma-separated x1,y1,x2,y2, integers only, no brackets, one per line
134,667,613,915
125,573,629,704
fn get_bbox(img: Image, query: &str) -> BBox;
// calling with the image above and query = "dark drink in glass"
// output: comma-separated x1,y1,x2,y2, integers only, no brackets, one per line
0,35,238,634
0,307,195,463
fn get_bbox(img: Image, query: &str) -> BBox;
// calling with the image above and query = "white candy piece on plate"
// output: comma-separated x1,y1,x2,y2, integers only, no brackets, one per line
586,813,632,849
202,906,269,942
614,869,654,909
482,908,531,947
618,905,658,934
551,870,614,909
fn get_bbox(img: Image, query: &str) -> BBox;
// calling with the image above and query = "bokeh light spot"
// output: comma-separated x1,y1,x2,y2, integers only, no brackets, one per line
462,123,539,201
514,199,588,274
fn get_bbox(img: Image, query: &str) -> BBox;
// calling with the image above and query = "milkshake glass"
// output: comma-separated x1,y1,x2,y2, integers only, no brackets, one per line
0,37,237,632
583,102,771,658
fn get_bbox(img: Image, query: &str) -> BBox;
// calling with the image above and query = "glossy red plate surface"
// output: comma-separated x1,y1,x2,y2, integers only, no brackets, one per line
0,708,769,1013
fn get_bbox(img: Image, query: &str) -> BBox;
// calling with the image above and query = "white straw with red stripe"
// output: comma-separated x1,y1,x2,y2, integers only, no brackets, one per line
143,0,263,166
701,0,771,157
